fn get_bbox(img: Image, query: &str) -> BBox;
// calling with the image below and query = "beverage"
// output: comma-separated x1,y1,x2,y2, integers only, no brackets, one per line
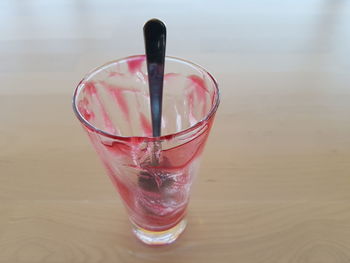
73,55,219,244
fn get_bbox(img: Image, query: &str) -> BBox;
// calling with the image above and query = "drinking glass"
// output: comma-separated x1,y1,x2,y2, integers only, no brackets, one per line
73,55,220,245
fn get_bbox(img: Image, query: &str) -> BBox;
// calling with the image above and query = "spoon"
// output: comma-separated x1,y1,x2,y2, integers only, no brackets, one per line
139,19,167,187
143,18,166,138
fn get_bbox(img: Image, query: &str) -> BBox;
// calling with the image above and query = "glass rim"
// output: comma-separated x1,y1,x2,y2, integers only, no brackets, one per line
72,55,220,142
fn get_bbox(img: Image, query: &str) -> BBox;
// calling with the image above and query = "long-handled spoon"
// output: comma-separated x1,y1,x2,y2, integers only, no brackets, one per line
143,19,166,138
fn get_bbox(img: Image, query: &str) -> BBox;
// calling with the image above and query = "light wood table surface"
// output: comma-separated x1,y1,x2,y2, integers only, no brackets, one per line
1,1,350,262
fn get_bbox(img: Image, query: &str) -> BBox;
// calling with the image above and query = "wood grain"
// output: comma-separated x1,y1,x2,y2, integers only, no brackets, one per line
1,0,350,262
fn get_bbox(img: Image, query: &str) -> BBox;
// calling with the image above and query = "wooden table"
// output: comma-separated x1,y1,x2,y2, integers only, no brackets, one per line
1,1,350,262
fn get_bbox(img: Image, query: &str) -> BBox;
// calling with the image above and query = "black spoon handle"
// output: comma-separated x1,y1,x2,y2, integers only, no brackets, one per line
143,19,166,137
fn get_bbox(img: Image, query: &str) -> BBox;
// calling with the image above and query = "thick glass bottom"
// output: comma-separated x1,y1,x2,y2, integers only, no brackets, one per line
131,219,187,245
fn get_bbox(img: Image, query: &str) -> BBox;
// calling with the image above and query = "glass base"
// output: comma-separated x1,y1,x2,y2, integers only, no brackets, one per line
131,219,187,245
